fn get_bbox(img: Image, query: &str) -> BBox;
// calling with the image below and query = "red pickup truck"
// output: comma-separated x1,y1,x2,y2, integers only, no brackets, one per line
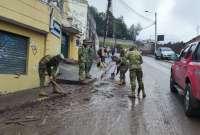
170,42,200,116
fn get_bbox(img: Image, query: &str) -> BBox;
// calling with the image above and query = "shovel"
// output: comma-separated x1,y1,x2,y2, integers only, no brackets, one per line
50,80,66,95
111,65,118,80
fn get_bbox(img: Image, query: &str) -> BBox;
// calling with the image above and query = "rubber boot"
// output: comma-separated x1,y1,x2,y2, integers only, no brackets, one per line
86,75,92,79
39,91,48,97
137,87,141,97
117,80,123,85
122,81,126,85
143,92,146,98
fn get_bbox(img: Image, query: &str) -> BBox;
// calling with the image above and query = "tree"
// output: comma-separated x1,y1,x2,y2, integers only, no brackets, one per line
113,16,129,39
89,6,141,41
129,23,142,42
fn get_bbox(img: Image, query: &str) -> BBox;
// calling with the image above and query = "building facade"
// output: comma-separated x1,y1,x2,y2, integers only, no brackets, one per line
0,0,62,93
61,0,82,60
0,0,98,94
87,7,99,52
65,0,88,60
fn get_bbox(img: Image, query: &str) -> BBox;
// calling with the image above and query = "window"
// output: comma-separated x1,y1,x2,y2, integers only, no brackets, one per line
180,46,190,59
188,44,197,55
0,31,28,74
196,45,200,61
161,48,172,52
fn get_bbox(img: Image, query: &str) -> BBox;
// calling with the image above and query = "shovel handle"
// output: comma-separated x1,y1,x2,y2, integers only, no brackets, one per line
50,80,64,92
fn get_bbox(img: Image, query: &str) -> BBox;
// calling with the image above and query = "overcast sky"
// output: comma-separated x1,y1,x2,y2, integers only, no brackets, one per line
88,0,200,42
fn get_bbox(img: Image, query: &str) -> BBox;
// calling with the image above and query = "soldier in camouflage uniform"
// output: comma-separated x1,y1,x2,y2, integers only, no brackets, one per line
78,42,88,81
86,43,94,79
126,46,146,98
118,49,128,85
38,54,64,97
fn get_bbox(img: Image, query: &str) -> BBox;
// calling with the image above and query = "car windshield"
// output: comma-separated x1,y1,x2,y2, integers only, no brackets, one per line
161,48,172,52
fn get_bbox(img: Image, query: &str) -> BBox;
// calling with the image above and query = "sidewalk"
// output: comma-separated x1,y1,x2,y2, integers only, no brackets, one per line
0,59,113,114
0,86,66,114
58,57,113,82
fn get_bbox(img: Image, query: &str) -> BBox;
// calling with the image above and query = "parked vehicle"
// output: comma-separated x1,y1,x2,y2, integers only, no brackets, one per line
155,47,176,60
170,42,200,116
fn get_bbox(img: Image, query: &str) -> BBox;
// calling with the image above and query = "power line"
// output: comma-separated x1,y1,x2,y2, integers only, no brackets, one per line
117,0,154,22
141,22,155,31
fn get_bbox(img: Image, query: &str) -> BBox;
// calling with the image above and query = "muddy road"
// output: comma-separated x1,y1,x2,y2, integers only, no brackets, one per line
0,57,200,135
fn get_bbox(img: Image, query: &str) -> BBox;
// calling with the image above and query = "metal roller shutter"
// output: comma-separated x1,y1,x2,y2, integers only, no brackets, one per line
0,30,28,74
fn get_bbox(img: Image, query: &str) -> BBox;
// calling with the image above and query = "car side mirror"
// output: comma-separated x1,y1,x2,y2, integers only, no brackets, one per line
174,54,180,61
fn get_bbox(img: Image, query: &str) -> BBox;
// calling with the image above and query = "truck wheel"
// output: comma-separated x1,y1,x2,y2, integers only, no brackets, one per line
161,54,164,60
184,83,195,117
155,55,158,60
170,74,177,93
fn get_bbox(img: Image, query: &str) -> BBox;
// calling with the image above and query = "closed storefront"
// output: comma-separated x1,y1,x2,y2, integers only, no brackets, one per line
0,20,46,93
0,30,28,74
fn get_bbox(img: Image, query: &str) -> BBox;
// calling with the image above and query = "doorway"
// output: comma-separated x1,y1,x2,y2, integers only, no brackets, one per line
61,34,69,58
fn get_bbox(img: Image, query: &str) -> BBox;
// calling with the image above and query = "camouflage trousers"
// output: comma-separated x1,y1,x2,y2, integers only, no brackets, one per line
120,67,128,83
39,67,46,87
79,63,86,81
39,66,56,91
86,62,93,77
129,68,145,95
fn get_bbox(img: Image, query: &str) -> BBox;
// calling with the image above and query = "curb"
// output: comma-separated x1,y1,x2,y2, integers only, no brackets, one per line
57,78,97,85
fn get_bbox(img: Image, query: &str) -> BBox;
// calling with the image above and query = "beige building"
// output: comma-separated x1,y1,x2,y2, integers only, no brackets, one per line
0,0,62,94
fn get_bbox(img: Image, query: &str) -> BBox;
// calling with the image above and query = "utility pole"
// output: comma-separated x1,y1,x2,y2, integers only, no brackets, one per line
113,19,116,48
103,0,112,47
155,12,157,53
145,11,157,53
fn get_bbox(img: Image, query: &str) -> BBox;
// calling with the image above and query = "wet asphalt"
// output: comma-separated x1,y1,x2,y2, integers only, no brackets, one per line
0,56,200,135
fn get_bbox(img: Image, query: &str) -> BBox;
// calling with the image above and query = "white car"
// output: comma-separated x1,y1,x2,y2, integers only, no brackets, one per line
155,47,176,60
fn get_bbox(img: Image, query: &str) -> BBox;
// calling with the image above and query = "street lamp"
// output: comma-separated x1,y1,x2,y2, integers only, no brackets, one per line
145,11,157,53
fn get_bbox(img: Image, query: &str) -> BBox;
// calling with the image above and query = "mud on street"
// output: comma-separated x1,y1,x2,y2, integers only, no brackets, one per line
0,57,200,135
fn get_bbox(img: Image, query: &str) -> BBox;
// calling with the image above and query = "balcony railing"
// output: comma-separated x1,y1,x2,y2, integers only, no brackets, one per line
62,12,82,34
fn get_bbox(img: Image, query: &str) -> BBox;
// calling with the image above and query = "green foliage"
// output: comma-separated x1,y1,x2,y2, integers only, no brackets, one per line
89,6,140,40
89,7,106,37
99,40,129,49
129,24,142,41
118,44,129,49
99,41,113,47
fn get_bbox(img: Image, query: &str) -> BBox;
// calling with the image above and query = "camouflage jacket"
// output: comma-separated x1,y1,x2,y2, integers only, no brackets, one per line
78,47,88,63
126,50,143,70
88,47,95,62
39,55,59,76
119,56,128,67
